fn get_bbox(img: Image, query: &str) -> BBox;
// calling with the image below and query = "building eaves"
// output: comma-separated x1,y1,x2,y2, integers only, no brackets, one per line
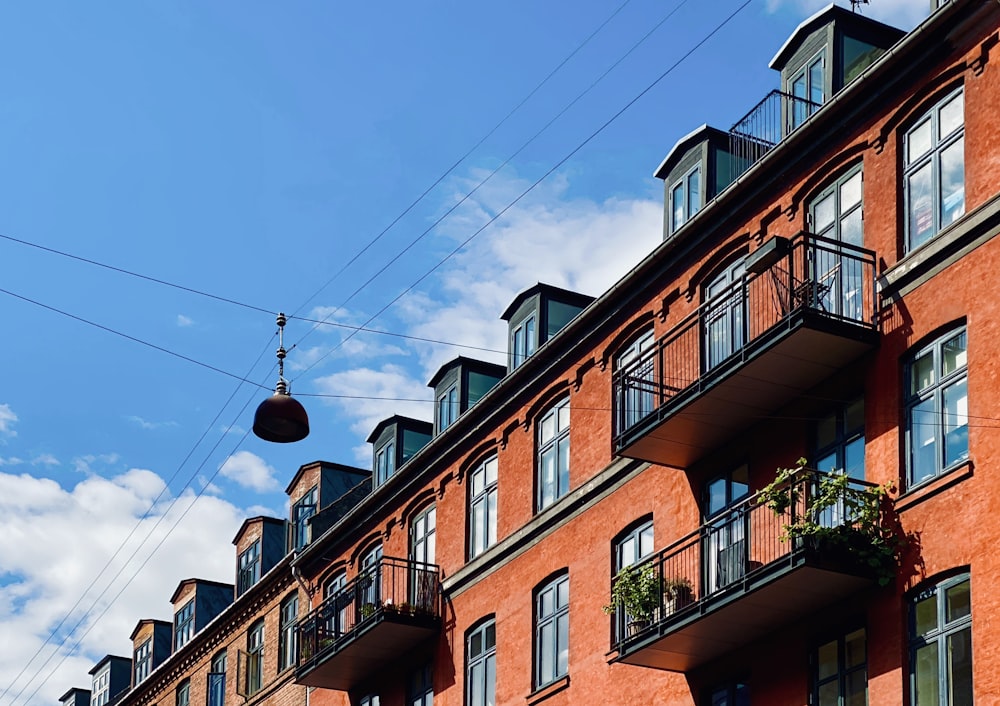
283,459,369,495
427,356,506,389
231,515,285,546
499,282,595,322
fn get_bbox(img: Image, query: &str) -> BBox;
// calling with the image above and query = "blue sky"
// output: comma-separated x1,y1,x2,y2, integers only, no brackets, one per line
0,0,923,702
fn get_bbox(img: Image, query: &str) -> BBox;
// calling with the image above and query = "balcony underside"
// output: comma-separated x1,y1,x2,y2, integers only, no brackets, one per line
618,313,876,468
296,615,440,691
617,555,873,672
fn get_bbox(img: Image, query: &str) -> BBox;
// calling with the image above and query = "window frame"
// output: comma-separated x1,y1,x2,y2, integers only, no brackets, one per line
809,163,863,245
246,619,265,696
207,650,227,706
811,626,867,705
292,486,318,551
511,314,537,369
788,48,826,129
278,592,299,672
615,329,656,433
814,396,865,480
468,455,498,560
904,87,965,252
408,662,434,706
536,397,571,511
534,573,570,690
175,679,190,706
376,441,396,486
437,383,459,432
91,666,110,706
670,164,702,234
466,619,496,706
909,573,972,704
904,326,968,488
174,599,195,651
237,540,261,596
133,638,152,685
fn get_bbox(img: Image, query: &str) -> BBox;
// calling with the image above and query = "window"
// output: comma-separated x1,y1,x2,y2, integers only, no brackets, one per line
707,682,749,706
467,620,496,706
905,327,968,487
437,384,459,432
360,696,381,706
809,166,864,320
237,540,261,596
91,666,110,706
175,679,190,706
411,505,437,609
815,397,865,480
324,571,349,637
207,650,226,706
292,486,317,551
535,574,569,689
615,329,656,433
910,574,972,704
704,259,746,371
174,600,195,650
612,519,655,640
408,663,434,706
537,398,570,510
360,543,384,611
279,593,299,671
905,88,964,251
670,165,702,233
814,628,867,705
134,638,152,685
790,49,825,128
511,315,537,369
376,442,396,486
704,467,749,593
246,619,264,695
469,455,498,559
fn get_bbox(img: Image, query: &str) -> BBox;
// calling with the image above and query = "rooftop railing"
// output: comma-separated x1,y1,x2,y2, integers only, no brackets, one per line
729,90,823,180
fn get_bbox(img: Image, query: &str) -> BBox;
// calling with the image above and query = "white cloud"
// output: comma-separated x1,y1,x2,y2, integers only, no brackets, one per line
176,314,195,327
766,0,925,30
32,453,60,467
220,423,247,436
71,453,121,475
0,403,18,439
0,468,247,704
127,415,178,431
217,450,280,492
0,456,24,467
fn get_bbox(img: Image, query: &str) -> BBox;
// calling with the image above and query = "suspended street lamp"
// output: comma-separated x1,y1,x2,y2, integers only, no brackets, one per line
253,312,310,443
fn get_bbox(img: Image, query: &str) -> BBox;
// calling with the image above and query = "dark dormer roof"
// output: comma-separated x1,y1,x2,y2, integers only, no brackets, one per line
427,356,507,389
169,578,235,606
129,618,171,642
769,3,904,71
283,460,370,495
88,655,130,676
366,415,433,444
653,124,729,180
231,515,285,546
500,283,595,322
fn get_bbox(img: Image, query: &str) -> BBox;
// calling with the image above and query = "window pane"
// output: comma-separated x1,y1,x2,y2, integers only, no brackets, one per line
814,192,835,235
556,613,569,674
841,207,863,248
946,579,971,623
541,413,555,443
841,170,862,210
525,317,536,356
914,642,940,706
485,622,496,649
845,629,866,668
486,492,496,546
809,57,824,104
939,137,965,227
485,655,496,706
485,457,497,485
941,331,967,376
470,631,482,658
846,670,867,706
911,350,935,394
845,436,865,480
908,161,934,249
558,402,570,431
639,524,654,558
672,183,685,228
816,451,837,475
470,663,483,706
939,91,964,138
539,623,553,682
818,681,840,706
817,639,838,680
908,117,933,163
915,592,939,635
947,627,973,704
943,378,968,467
816,411,837,450
558,436,570,495
688,169,701,218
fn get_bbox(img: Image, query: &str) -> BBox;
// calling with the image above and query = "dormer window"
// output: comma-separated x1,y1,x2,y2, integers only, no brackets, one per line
670,165,702,232
789,49,825,128
376,441,396,485
437,384,458,431
292,486,318,551
133,639,151,685
174,600,195,650
91,666,110,706
237,540,261,596
511,314,537,369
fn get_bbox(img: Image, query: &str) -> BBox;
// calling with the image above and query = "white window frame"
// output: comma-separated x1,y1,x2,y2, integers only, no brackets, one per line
670,164,702,234
534,574,570,689
437,384,459,432
469,455,498,559
537,398,570,511
466,619,496,706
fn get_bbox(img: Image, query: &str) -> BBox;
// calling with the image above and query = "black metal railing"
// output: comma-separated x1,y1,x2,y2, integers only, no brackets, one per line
612,232,876,441
297,556,441,667
609,468,879,648
729,90,823,180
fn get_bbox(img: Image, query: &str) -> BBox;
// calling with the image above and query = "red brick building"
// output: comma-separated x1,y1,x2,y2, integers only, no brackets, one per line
61,1,1000,704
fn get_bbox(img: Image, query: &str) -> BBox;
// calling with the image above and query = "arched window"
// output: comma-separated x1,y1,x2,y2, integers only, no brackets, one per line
537,398,570,511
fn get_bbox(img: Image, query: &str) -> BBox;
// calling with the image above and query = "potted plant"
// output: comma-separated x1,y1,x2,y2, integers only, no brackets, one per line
758,458,901,586
360,602,379,619
662,576,693,615
603,563,662,636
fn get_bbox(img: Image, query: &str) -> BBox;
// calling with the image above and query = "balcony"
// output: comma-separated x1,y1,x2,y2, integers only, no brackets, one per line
613,232,877,468
729,90,822,180
295,557,441,691
609,469,885,672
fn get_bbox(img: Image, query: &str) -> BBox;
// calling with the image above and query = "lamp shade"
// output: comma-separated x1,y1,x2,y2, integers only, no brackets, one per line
252,392,310,443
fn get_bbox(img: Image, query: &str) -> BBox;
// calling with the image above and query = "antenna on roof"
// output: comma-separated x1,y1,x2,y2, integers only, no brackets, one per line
849,0,870,12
